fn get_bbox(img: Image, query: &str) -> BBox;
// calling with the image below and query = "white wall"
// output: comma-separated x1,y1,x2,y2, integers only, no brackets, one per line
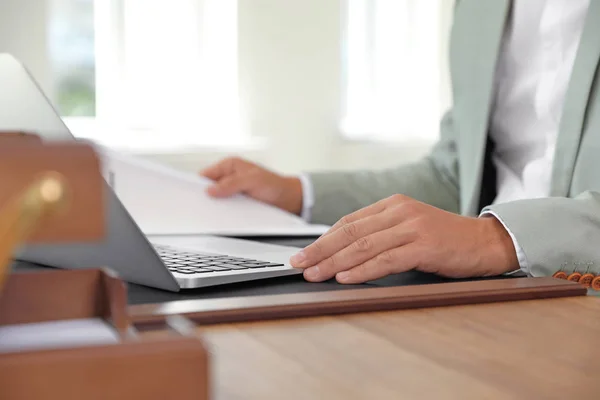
0,0,53,99
237,0,344,174
152,0,454,175
0,0,454,175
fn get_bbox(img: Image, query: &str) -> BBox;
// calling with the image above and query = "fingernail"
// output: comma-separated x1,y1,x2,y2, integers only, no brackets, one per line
337,271,350,282
304,266,320,281
290,251,306,266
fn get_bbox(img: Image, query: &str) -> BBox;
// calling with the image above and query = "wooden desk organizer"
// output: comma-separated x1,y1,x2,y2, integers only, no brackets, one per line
0,269,210,400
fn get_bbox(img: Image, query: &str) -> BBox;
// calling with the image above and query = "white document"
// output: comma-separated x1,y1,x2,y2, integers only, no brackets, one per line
98,147,330,237
0,318,120,353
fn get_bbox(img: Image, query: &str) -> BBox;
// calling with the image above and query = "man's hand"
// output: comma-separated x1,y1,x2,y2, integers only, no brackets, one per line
289,194,519,284
200,157,304,215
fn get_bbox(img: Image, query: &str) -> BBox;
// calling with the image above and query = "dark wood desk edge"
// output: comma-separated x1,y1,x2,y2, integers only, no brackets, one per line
129,277,587,326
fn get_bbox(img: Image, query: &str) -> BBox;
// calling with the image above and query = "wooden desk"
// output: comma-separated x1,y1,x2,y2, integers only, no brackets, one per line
167,296,599,400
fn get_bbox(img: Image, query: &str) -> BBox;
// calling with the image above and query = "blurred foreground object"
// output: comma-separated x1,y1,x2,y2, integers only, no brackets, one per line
0,171,70,291
0,134,104,242
0,133,209,400
0,134,104,293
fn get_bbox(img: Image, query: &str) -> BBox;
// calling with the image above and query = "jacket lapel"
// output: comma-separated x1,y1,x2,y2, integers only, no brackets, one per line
550,0,600,197
458,0,511,214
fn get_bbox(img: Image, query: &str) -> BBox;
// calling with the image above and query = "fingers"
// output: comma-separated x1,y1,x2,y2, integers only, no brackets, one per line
322,194,407,237
335,244,420,284
302,225,415,282
200,157,253,197
200,157,240,181
321,200,388,237
207,173,254,197
290,209,402,269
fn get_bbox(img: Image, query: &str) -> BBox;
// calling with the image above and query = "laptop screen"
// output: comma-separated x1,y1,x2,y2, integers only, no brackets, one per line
0,54,76,142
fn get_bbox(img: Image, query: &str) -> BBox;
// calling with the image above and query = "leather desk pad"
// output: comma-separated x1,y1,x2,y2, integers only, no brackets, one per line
12,259,512,306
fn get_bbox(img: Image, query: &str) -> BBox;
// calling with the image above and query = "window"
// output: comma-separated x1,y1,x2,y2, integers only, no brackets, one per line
48,0,96,117
341,0,448,142
49,0,246,151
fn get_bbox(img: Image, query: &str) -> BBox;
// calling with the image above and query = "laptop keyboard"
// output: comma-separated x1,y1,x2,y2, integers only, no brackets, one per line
154,244,285,275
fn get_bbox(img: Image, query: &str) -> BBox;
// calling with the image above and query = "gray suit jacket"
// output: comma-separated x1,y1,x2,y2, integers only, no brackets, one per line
308,0,600,280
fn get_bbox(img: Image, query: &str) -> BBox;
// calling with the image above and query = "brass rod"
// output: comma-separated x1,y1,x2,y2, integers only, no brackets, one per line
0,172,70,292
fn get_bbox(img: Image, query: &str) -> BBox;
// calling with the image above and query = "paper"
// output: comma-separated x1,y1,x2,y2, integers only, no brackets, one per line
98,147,330,236
0,318,120,353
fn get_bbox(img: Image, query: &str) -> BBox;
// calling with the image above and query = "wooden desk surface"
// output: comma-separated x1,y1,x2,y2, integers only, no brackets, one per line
184,296,600,400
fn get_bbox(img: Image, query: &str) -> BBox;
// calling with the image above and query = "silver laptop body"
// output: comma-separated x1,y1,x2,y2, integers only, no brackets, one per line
0,53,302,292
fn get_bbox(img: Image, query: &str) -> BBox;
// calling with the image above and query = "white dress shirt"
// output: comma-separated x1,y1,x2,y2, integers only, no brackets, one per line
300,0,590,275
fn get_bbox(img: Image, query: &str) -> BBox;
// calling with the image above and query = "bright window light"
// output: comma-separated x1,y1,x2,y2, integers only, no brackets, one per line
49,0,247,151
341,0,445,142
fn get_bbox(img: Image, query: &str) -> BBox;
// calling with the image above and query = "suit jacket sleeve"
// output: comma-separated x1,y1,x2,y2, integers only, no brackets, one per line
482,191,600,278
307,110,461,225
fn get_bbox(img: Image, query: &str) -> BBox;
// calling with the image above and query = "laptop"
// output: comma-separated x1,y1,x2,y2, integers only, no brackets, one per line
0,53,304,292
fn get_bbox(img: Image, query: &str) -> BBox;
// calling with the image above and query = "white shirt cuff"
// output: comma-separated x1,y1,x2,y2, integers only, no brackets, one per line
298,173,314,222
479,210,529,275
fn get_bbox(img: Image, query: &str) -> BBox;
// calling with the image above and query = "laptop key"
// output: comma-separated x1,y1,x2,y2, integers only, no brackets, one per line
167,263,185,268
186,268,217,273
192,268,214,273
199,266,231,272
265,263,285,268
216,263,249,270
189,264,211,268
181,269,207,273
255,263,283,268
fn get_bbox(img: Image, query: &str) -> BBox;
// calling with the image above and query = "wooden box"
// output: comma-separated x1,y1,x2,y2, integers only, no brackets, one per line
0,269,210,400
